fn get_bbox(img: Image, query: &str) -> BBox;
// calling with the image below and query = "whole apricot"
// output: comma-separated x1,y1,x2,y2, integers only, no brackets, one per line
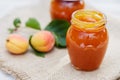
30,31,55,52
6,34,29,55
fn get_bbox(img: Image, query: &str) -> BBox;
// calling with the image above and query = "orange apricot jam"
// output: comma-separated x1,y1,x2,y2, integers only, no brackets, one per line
50,0,84,22
66,10,109,71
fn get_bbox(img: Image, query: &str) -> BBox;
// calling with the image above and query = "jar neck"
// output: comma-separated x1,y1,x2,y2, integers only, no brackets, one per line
71,10,106,32
54,0,80,2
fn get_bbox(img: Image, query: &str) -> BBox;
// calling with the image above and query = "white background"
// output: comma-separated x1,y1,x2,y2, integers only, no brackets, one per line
0,0,120,79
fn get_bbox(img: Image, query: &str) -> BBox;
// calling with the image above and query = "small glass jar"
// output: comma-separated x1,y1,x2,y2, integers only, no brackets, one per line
66,10,109,71
50,0,84,22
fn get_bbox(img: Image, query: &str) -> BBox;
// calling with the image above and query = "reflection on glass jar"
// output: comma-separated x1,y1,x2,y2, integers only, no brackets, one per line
50,0,85,22
66,10,109,71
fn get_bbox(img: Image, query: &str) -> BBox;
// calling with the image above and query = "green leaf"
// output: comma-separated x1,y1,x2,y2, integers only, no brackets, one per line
34,51,45,58
13,18,21,28
26,18,41,30
45,19,70,48
29,36,45,58
8,28,15,33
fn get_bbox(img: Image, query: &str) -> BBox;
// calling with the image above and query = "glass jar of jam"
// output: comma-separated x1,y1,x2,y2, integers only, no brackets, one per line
50,0,84,22
66,10,109,71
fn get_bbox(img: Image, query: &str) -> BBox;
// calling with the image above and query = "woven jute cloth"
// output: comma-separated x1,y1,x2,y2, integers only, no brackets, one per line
0,1,120,80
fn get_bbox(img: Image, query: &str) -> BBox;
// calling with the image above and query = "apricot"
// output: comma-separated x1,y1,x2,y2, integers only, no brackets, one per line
30,31,55,52
6,34,29,54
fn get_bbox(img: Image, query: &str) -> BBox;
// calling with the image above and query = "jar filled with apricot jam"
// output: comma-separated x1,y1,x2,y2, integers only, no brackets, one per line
50,0,84,22
66,10,109,71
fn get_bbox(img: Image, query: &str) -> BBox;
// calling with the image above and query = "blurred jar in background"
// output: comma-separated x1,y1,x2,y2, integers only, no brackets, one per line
50,0,85,22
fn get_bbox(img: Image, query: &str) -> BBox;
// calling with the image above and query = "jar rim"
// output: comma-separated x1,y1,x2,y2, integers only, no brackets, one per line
71,9,107,31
